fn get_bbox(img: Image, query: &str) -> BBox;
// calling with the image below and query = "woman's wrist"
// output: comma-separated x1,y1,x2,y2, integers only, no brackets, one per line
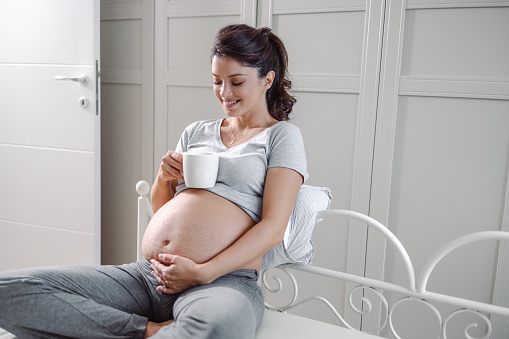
151,175,175,212
156,174,176,194
197,261,219,285
157,169,171,182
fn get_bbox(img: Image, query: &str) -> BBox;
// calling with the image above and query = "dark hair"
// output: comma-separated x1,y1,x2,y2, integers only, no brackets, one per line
210,24,296,121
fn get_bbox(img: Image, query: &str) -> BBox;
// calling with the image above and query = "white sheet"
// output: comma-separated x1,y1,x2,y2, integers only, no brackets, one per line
0,328,16,339
255,310,380,339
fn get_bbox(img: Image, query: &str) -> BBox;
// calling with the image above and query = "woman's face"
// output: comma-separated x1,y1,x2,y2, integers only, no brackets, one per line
211,56,272,119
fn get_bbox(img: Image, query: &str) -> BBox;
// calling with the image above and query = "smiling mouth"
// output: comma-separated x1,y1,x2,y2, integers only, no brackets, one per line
223,100,240,108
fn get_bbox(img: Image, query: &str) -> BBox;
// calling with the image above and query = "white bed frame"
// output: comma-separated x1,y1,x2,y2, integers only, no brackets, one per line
136,181,509,339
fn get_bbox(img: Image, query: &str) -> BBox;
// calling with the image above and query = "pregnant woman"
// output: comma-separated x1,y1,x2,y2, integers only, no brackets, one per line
0,24,307,339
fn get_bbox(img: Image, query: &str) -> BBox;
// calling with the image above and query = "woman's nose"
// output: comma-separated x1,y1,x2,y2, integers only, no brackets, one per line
220,83,232,97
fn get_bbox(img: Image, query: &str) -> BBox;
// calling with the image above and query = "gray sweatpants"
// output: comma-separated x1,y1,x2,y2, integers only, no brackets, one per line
0,259,264,339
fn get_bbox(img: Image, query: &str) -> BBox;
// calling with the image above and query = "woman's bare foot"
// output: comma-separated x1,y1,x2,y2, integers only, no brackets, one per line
144,319,174,338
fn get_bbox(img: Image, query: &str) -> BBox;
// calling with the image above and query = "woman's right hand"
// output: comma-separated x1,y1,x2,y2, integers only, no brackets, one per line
158,151,184,182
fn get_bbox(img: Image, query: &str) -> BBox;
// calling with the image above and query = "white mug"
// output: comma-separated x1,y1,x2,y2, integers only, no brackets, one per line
183,152,219,188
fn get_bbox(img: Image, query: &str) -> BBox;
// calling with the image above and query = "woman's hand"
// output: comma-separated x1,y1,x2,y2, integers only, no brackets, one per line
150,254,208,294
158,151,184,182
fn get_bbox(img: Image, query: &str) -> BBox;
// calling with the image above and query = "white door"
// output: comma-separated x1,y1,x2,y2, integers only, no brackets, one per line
0,0,101,272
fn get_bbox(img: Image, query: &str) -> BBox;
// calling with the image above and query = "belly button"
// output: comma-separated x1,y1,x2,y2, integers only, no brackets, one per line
163,240,170,246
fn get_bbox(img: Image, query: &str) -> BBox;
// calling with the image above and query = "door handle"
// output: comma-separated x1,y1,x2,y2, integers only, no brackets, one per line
55,75,89,86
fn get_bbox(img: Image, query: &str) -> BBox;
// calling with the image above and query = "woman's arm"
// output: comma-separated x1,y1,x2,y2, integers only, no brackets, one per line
151,151,184,213
204,166,303,276
152,166,303,292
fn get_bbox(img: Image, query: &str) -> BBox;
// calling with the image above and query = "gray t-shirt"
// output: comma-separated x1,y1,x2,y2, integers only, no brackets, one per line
175,119,308,222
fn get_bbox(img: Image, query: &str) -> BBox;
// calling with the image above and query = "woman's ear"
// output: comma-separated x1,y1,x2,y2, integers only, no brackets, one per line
264,71,275,90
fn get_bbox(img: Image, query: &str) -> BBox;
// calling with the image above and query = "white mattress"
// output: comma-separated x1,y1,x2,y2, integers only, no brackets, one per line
1,313,380,339
255,310,380,339
0,328,16,339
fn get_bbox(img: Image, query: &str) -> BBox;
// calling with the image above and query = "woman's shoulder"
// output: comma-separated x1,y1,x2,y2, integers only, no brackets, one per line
269,120,304,139
265,120,306,155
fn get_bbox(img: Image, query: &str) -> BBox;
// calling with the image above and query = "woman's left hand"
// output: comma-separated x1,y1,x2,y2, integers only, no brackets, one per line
150,254,205,294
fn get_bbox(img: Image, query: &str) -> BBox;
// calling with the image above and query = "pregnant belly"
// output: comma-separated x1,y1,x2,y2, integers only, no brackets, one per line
142,189,256,265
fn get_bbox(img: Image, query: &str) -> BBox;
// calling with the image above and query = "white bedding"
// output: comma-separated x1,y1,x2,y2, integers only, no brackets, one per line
0,328,16,339
2,315,380,339
256,311,379,339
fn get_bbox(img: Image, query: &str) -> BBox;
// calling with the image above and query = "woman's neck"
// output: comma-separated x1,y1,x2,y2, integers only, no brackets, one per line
231,113,274,130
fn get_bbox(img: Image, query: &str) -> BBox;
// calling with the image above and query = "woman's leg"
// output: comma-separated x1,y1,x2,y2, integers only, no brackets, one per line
0,260,166,339
151,270,264,339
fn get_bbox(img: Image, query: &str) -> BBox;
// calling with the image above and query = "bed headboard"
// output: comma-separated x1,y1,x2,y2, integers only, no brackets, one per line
135,181,509,338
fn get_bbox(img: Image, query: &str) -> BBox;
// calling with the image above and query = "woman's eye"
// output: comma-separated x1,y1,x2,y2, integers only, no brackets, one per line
213,81,222,85
232,81,244,86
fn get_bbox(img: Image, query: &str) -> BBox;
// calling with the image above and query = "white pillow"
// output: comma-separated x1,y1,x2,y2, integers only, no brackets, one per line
262,185,332,270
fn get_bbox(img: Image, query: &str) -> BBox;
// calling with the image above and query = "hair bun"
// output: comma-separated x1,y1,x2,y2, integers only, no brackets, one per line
259,27,272,35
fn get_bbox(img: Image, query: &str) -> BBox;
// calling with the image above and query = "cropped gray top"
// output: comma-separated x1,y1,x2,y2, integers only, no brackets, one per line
174,119,308,223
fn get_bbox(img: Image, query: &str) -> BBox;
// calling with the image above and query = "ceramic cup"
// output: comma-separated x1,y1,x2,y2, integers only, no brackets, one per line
183,152,219,188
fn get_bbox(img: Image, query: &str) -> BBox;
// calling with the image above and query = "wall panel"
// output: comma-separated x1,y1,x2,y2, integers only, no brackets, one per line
167,16,239,72
100,0,152,264
166,86,224,149
275,11,365,76
101,20,143,70
401,7,509,78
